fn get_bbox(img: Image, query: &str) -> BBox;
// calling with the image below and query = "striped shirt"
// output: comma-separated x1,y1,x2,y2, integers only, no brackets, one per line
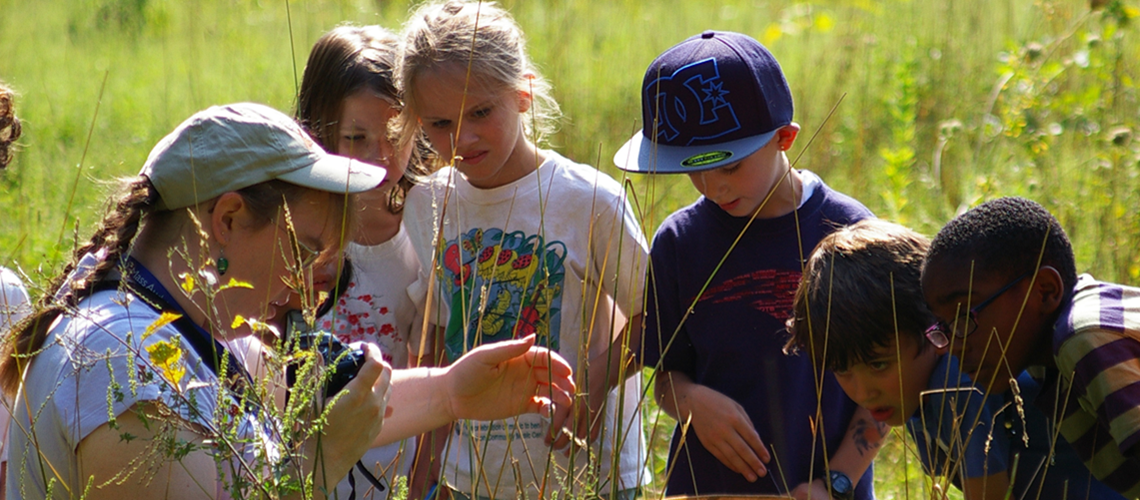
1035,275,1140,498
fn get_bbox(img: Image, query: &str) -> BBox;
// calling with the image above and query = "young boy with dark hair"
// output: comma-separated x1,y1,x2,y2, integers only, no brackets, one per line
922,196,1140,498
615,31,879,499
787,218,1122,500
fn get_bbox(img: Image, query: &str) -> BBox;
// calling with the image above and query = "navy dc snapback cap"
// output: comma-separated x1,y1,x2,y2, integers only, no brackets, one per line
614,31,793,173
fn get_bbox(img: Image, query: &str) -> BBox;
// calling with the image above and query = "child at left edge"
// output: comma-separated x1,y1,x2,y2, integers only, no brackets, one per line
615,30,881,500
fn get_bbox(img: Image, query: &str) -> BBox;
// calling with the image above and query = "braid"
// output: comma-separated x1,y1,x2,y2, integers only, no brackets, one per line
0,177,157,398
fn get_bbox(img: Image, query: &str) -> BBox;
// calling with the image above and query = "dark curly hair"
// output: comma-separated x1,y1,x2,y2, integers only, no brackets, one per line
923,197,1077,294
0,83,22,170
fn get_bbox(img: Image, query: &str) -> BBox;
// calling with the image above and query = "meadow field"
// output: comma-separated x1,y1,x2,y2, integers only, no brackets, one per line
2,0,1139,498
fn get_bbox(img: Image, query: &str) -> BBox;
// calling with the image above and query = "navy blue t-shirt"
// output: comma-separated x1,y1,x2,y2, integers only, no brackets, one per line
642,175,874,497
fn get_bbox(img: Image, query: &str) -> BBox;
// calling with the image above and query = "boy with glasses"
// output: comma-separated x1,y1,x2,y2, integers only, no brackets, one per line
788,217,1121,499
922,196,1137,498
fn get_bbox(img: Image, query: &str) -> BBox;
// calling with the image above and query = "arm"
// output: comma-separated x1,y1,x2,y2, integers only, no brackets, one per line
407,324,448,500
654,369,770,482
78,404,225,500
374,334,574,447
80,343,392,500
791,406,886,500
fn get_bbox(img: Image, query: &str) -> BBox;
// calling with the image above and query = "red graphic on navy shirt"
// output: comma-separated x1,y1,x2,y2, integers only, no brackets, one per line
696,269,802,316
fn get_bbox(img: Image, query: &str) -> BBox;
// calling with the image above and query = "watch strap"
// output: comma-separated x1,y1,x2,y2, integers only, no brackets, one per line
826,470,855,500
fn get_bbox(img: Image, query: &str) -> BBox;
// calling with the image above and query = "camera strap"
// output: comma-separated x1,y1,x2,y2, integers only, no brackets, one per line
99,259,389,493
93,257,253,395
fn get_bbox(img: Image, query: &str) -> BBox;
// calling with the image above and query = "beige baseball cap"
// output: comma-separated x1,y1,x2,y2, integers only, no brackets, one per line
140,102,385,210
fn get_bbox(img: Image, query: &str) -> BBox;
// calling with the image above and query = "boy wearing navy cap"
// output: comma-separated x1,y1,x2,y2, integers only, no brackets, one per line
616,31,880,499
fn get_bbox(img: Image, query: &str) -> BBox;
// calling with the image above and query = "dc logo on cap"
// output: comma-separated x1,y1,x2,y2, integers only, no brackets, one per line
646,58,741,147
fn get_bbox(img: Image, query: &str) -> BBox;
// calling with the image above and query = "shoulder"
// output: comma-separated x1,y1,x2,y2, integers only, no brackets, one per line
1,266,30,327
1055,275,1140,371
63,289,164,341
803,173,874,222
652,199,709,242
1065,275,1140,333
1,267,28,299
404,169,458,240
32,288,217,415
405,168,457,210
543,151,628,201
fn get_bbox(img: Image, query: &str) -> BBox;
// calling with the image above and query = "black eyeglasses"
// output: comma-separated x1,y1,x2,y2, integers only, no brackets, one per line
924,270,1033,348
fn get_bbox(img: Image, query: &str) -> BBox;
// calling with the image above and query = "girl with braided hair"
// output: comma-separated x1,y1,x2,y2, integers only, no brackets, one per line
0,103,574,500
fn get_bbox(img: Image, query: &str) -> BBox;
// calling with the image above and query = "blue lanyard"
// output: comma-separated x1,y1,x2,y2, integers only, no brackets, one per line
122,257,252,390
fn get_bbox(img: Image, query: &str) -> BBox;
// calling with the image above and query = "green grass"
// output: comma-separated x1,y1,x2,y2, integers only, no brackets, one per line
2,0,1139,498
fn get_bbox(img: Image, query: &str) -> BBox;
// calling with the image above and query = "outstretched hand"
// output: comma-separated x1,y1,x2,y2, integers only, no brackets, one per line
443,334,575,421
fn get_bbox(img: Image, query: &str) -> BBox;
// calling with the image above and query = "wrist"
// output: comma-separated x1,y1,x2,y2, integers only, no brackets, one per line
432,366,460,421
822,470,855,500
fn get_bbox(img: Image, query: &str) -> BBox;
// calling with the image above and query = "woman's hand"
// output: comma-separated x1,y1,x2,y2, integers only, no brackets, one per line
372,335,574,447
443,335,575,422
314,343,392,476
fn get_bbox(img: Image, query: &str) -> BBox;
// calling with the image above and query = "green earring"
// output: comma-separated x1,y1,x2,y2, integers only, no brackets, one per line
217,251,230,275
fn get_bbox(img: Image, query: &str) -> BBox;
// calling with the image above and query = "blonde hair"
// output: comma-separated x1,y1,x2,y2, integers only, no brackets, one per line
396,0,560,153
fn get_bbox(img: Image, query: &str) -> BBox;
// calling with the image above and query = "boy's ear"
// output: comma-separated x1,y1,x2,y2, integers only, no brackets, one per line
775,123,801,151
1034,266,1065,316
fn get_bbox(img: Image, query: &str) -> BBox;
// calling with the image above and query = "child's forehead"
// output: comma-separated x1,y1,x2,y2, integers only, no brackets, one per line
922,255,979,292
417,63,501,93
864,335,919,357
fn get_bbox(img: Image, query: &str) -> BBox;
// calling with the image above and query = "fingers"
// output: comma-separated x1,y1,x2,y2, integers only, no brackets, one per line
526,348,575,401
719,415,769,481
345,342,386,397
740,423,771,465
530,377,574,416
725,428,768,481
705,432,765,482
688,387,769,482
526,346,573,378
464,334,536,367
545,400,574,449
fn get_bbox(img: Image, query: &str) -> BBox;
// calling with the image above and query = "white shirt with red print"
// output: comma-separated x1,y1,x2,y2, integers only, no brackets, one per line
319,224,420,499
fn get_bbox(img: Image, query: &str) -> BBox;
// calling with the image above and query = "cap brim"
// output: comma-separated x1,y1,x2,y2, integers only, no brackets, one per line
613,129,777,174
276,155,386,194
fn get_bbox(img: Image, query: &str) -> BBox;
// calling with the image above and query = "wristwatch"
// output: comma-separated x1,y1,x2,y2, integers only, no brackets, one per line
826,470,854,500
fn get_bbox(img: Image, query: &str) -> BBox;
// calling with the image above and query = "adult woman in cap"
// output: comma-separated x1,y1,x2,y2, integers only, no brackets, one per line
0,103,574,500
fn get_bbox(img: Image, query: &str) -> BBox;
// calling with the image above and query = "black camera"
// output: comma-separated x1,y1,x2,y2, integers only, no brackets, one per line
283,309,366,398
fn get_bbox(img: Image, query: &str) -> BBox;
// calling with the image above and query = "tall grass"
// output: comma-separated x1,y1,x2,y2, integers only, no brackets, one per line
2,0,1138,498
